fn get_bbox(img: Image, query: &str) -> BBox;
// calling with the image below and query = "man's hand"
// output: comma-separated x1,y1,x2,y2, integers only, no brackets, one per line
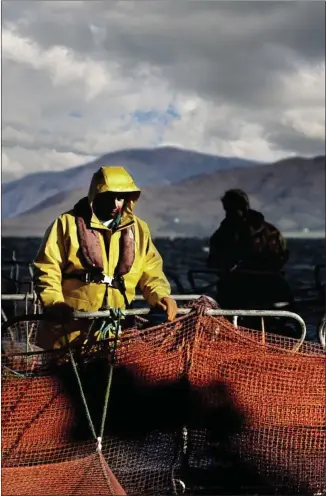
43,302,74,324
157,297,178,321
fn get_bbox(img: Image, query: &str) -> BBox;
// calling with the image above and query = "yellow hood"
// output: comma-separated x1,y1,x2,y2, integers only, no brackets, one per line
88,166,141,228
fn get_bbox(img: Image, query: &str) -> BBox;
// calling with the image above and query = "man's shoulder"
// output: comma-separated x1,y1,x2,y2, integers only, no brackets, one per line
49,209,76,230
133,215,150,233
60,207,75,217
57,209,76,221
210,219,229,238
263,220,282,237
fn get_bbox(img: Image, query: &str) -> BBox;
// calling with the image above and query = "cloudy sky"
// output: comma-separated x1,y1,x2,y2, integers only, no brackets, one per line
2,1,325,181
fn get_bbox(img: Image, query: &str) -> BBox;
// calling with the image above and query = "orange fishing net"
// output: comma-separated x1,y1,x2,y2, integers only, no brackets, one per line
2,313,326,495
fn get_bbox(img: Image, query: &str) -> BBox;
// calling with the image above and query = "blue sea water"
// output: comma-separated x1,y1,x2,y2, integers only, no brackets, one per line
1,236,325,340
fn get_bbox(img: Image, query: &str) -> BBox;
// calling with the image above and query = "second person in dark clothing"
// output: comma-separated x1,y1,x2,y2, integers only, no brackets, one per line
207,189,292,309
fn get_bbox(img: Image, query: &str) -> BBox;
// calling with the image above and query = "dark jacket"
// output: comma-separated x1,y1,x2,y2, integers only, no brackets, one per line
207,209,289,272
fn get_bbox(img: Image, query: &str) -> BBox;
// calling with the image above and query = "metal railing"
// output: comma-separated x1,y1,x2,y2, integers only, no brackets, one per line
0,293,201,322
2,308,308,353
1,293,200,302
2,293,36,301
1,292,41,322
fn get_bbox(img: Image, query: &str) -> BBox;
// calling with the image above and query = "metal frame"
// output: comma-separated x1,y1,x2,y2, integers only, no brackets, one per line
164,269,187,294
2,308,307,353
2,255,35,294
187,268,221,293
318,315,326,351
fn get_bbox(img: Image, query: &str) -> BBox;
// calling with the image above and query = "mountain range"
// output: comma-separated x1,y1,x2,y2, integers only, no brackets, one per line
2,147,324,238
2,146,258,219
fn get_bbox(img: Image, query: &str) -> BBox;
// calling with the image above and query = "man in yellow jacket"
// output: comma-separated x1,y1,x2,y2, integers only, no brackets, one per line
33,166,177,349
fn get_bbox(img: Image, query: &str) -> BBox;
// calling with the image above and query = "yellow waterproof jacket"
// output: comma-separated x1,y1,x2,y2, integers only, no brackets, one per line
33,166,171,348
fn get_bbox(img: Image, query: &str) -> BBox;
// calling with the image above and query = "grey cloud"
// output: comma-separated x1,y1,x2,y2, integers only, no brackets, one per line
2,0,325,162
267,124,326,156
2,137,96,157
4,2,324,99
98,2,324,106
5,2,324,65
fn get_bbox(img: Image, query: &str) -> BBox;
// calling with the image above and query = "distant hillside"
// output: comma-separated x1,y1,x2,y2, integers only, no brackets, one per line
2,155,324,238
2,146,258,219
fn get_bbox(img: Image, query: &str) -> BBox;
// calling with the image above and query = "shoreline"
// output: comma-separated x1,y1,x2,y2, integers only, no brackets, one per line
283,231,325,239
1,232,325,240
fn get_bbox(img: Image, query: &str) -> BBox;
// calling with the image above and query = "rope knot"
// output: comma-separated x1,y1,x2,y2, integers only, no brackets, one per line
96,436,102,453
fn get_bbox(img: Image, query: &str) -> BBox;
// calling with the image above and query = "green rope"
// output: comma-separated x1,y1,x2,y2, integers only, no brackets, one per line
83,308,124,349
110,211,122,231
68,347,97,440
67,309,123,451
100,310,121,440
2,365,36,379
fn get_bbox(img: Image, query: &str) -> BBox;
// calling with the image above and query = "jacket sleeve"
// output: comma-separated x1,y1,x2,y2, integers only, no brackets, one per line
33,217,67,307
138,233,171,307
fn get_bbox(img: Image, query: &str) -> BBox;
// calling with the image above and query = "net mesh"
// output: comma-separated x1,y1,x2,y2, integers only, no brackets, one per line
2,312,326,495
